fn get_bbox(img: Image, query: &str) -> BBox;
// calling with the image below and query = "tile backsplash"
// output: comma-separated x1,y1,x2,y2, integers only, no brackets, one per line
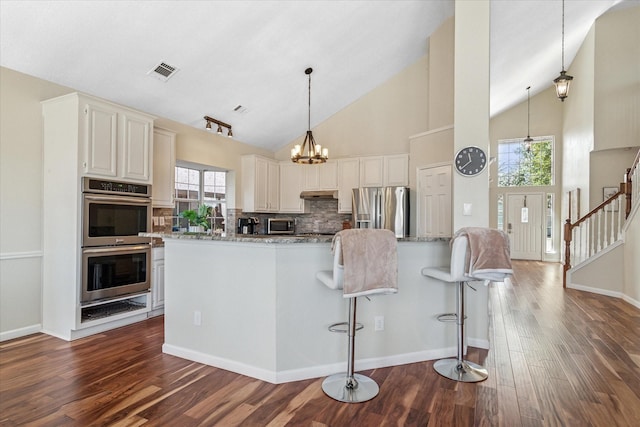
236,199,351,235
158,199,352,236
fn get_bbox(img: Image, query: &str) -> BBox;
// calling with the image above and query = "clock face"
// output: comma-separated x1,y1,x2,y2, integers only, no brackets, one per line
455,146,487,176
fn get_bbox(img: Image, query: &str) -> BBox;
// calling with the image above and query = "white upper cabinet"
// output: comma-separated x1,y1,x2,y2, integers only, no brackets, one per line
359,156,384,187
120,112,152,182
82,94,154,183
84,102,118,177
303,161,338,191
242,155,279,213
359,154,409,187
279,162,307,213
384,154,409,187
337,158,360,213
152,128,176,208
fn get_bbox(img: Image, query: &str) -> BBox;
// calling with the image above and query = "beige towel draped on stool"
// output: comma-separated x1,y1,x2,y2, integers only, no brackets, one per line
331,229,398,298
453,227,513,281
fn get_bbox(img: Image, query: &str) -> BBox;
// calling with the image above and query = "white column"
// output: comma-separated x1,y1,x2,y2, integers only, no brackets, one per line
453,0,491,230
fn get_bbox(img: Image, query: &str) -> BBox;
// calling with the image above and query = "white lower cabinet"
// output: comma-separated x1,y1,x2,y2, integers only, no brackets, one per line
151,247,165,311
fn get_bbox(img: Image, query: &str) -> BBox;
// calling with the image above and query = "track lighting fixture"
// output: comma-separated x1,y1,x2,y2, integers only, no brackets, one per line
204,116,233,138
291,67,328,164
553,0,573,101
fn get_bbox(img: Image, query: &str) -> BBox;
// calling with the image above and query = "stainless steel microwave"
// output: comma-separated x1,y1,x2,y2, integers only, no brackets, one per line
267,218,295,235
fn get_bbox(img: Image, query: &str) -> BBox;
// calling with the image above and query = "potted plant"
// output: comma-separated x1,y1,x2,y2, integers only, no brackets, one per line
179,204,212,233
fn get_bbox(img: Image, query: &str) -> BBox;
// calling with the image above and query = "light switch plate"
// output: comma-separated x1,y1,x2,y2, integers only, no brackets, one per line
463,203,472,216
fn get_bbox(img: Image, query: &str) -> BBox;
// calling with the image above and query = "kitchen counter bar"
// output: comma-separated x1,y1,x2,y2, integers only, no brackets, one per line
153,233,489,384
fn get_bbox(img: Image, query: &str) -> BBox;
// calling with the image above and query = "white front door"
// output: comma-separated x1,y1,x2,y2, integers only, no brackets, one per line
507,193,543,260
417,165,452,237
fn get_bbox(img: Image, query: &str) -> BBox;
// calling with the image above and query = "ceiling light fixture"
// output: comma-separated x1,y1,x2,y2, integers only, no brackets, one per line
291,68,328,164
524,86,533,151
553,0,573,101
204,116,233,138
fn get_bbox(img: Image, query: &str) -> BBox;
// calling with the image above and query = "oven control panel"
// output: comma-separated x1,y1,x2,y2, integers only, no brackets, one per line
83,178,151,197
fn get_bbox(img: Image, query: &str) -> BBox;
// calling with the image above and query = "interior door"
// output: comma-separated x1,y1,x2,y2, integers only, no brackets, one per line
417,165,452,237
507,193,543,260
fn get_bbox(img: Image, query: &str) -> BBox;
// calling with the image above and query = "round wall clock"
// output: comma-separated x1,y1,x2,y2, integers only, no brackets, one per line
454,146,487,176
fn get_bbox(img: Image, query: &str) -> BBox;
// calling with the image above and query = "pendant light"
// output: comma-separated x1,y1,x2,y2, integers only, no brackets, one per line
291,68,328,164
524,86,533,151
553,0,573,101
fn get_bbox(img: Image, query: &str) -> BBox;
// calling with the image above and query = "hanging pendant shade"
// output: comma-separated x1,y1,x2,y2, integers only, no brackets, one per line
553,0,574,101
524,86,533,151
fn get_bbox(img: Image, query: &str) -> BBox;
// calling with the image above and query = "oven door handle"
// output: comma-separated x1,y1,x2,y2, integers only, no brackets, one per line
82,245,150,254
83,195,151,204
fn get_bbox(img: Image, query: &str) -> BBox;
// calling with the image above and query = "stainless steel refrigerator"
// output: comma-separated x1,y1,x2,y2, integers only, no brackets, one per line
351,187,409,237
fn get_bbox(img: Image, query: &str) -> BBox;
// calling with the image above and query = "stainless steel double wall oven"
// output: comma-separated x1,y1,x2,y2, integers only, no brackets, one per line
81,178,152,303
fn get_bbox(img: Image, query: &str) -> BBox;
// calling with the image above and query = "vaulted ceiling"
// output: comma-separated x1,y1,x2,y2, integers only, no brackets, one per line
0,0,632,151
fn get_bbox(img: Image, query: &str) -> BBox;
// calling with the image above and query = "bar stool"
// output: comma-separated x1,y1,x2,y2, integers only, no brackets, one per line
316,229,398,403
421,228,511,383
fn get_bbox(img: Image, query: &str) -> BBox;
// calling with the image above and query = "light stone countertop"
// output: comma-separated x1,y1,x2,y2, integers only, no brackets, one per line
140,232,448,244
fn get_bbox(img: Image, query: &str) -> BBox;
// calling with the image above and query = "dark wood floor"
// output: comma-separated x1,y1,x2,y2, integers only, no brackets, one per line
1,261,639,426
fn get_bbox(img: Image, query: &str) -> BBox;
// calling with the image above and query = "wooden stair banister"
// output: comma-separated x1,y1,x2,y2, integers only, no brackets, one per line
563,149,638,288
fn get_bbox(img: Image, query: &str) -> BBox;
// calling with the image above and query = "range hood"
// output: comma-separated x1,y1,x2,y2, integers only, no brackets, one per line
300,190,338,199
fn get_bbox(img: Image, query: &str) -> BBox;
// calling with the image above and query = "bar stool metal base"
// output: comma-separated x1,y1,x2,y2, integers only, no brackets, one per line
433,358,488,383
322,373,379,403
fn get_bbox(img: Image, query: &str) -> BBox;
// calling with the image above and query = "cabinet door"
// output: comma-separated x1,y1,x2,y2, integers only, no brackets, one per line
337,158,359,213
152,129,176,208
319,161,338,189
267,161,280,212
152,259,165,309
120,112,152,182
255,157,269,211
280,163,305,213
360,156,384,187
304,165,320,190
84,102,118,177
384,154,409,187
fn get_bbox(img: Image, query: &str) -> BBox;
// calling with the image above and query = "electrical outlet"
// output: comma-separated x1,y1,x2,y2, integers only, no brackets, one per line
374,316,384,331
193,310,202,326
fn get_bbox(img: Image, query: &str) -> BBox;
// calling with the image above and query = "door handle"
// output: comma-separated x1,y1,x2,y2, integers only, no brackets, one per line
507,223,512,234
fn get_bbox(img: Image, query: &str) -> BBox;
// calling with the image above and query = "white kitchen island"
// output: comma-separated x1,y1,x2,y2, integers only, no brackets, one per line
155,234,489,384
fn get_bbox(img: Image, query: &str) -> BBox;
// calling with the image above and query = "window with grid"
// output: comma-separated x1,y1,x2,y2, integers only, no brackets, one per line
174,165,227,231
497,137,554,187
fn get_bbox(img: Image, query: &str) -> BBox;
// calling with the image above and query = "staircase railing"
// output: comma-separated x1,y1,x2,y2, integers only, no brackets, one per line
563,150,638,288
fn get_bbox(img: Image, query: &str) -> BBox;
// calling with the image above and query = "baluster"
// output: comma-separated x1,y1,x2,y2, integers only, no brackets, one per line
579,222,585,264
588,217,593,257
610,199,615,244
597,210,602,252
589,216,596,255
571,226,579,266
617,194,623,240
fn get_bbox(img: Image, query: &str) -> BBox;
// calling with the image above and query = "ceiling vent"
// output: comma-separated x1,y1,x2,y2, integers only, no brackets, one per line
148,62,179,82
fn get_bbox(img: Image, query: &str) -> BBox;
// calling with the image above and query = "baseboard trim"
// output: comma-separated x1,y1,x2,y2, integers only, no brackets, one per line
567,283,623,299
162,342,490,384
0,324,42,342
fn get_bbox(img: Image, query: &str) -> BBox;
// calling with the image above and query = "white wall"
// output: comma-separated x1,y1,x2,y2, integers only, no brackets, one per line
0,68,71,339
562,27,595,217
594,6,640,151
274,54,429,160
623,207,640,305
452,0,490,229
